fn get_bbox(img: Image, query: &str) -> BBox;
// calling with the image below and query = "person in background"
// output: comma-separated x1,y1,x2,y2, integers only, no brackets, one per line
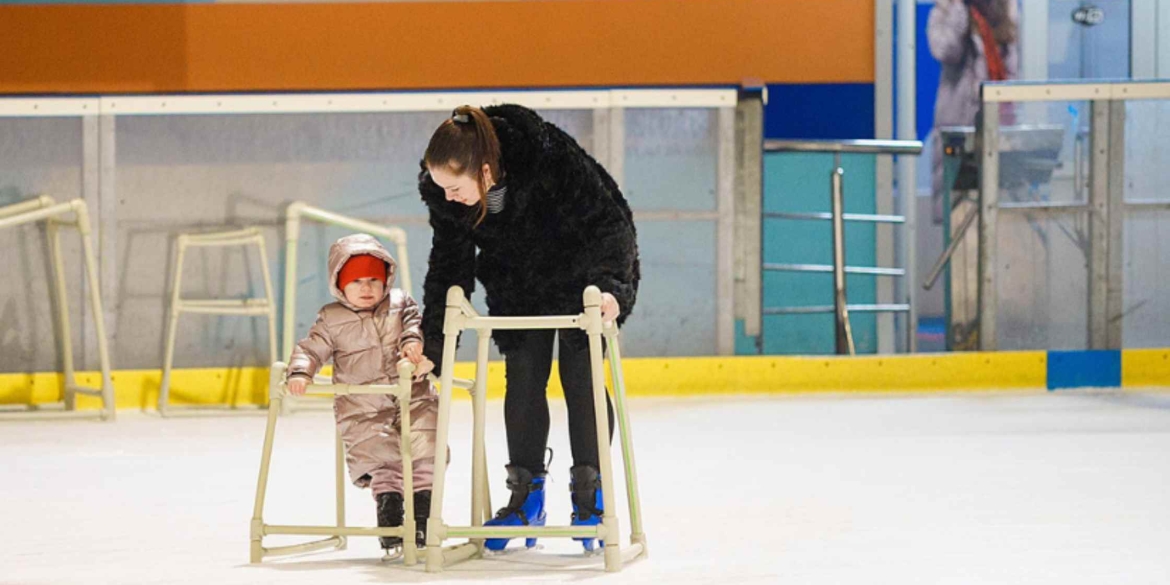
927,0,1019,222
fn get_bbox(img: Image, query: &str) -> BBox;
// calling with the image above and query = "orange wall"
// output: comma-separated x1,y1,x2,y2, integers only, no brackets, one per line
0,0,873,94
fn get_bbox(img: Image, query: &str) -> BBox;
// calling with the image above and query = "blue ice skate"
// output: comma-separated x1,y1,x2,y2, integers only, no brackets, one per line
569,464,605,552
483,465,546,551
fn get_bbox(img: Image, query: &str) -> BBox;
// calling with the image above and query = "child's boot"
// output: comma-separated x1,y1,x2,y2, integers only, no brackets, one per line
569,464,604,552
376,492,405,555
413,490,432,548
483,465,547,551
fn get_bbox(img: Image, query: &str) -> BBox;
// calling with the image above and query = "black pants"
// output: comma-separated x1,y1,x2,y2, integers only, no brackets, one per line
504,329,615,474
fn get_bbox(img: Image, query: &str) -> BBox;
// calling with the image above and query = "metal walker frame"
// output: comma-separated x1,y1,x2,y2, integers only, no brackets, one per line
0,196,115,421
423,285,647,573
158,228,277,416
250,359,451,565
249,286,648,573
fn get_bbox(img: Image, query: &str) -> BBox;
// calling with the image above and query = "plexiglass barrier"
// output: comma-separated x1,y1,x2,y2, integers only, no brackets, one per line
0,90,738,386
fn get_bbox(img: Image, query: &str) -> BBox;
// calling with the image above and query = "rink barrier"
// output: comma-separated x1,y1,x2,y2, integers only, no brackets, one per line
2,348,1169,411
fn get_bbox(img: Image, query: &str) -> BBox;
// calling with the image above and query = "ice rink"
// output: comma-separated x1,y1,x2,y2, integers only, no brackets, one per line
3,390,1169,584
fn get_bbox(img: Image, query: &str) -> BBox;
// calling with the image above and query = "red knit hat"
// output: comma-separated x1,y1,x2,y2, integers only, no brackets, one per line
337,254,387,290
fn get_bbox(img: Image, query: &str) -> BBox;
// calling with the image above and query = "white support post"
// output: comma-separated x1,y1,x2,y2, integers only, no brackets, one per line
397,359,418,566
471,333,491,536
584,287,622,572
425,287,464,572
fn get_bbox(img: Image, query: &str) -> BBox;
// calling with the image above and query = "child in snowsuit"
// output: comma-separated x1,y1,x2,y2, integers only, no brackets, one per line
287,233,438,553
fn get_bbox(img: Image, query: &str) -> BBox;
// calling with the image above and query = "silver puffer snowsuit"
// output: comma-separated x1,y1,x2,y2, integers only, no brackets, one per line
288,233,438,496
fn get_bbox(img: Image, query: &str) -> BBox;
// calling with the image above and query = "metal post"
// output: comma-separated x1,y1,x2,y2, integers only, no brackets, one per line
1088,100,1111,349
734,91,764,342
1105,99,1126,348
716,106,737,355
977,99,1001,350
897,0,918,352
831,154,855,355
875,0,896,353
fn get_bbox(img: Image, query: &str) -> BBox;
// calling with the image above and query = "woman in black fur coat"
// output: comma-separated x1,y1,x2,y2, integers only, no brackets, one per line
415,104,639,551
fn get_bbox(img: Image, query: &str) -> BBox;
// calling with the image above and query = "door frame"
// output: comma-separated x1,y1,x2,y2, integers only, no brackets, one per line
1021,0,1166,80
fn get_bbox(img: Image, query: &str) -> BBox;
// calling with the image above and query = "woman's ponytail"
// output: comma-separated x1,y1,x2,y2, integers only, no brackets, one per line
425,105,503,226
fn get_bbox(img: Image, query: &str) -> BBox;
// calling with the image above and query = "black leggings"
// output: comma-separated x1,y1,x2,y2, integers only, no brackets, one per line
503,329,615,474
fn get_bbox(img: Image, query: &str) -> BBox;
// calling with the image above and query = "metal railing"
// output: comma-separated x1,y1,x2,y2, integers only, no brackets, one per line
762,139,923,355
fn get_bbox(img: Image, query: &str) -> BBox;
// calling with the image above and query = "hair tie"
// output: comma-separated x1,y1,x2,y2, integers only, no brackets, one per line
452,113,470,124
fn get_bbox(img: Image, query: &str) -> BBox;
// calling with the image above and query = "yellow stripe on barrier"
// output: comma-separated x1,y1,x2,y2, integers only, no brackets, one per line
1122,348,1170,388
0,368,270,411
616,351,1048,396
0,350,1068,411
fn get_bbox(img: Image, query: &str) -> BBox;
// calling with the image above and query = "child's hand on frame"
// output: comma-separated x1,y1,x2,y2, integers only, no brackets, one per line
287,376,308,396
413,357,435,380
402,340,425,364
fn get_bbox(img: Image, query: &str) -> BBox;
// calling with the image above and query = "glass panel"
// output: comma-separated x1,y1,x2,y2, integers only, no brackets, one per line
0,117,86,373
112,106,711,366
625,221,717,357
1122,210,1170,348
1121,99,1170,347
1048,0,1131,79
998,100,1088,205
987,99,1090,350
624,108,717,211
1124,100,1170,204
995,212,1090,350
115,111,445,368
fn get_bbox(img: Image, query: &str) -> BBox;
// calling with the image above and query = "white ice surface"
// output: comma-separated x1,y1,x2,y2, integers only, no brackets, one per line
2,391,1169,584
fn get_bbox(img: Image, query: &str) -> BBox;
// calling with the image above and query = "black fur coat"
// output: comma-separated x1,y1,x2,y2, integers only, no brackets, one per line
418,104,640,364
